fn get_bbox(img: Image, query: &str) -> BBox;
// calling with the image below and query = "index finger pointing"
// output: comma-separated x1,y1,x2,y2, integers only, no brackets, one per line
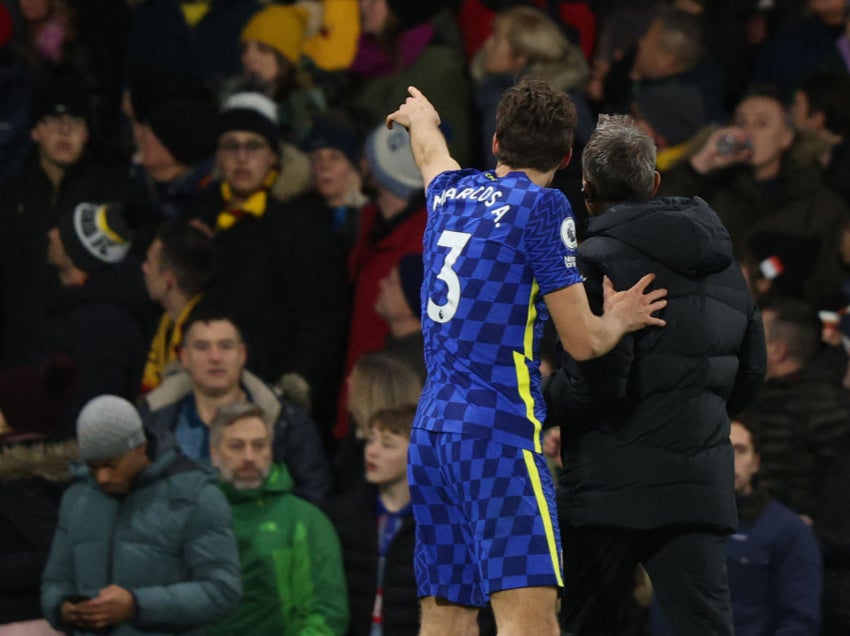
407,86,423,98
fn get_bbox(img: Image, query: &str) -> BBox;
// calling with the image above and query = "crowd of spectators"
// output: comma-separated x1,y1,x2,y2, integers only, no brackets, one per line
0,0,849,634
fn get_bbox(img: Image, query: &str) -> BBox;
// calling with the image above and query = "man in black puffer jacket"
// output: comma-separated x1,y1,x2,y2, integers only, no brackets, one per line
547,115,766,636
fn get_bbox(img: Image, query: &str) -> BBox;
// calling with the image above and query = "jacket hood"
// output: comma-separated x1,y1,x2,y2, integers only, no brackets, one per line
218,462,294,502
586,196,733,277
0,437,78,482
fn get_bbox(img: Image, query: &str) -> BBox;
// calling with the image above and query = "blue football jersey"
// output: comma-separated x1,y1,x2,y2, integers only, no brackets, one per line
414,168,582,451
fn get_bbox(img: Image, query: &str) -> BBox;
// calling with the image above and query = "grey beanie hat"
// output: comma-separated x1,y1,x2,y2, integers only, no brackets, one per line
76,395,146,461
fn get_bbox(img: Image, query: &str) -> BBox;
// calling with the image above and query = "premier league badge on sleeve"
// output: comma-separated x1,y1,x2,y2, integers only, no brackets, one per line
560,217,577,250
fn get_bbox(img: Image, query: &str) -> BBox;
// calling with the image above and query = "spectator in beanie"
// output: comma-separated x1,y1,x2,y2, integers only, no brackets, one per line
0,76,145,370
300,113,367,262
194,92,349,443
124,67,220,224
335,123,426,441
45,201,151,435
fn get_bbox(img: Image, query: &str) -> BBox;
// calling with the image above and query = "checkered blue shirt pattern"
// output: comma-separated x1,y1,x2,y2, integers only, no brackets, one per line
415,169,581,451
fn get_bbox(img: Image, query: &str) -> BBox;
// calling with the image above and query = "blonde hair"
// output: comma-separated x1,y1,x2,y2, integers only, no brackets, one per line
490,6,588,90
348,353,422,438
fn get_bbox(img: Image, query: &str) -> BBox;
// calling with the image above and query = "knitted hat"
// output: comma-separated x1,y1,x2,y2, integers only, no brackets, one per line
76,395,145,462
365,124,423,201
241,4,311,65
386,0,448,28
302,0,360,71
147,97,218,166
397,252,424,318
57,202,134,274
218,92,280,152
32,76,91,126
302,116,362,169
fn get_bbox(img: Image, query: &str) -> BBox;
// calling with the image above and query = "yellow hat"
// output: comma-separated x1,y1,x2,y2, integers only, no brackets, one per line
241,4,310,65
302,0,360,71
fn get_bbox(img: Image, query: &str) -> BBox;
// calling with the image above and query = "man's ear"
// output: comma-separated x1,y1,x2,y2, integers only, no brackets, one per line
491,134,499,158
581,178,596,203
651,170,661,197
558,149,573,170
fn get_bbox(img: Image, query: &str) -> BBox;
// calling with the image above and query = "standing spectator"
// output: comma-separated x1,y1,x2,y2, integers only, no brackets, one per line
140,221,216,394
197,92,349,435
207,402,348,636
660,86,850,306
336,123,426,440
349,0,473,165
45,201,151,435
749,299,850,519
324,405,419,636
791,70,850,206
141,309,332,504
0,77,144,369
547,115,765,636
41,395,242,634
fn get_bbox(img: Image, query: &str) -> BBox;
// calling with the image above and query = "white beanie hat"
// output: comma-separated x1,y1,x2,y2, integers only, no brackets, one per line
365,124,423,201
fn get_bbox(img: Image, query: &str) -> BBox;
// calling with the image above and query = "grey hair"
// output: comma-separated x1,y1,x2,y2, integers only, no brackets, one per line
581,114,657,205
209,401,273,448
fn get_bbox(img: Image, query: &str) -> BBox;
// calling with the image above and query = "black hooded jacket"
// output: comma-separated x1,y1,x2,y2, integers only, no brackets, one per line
549,196,766,531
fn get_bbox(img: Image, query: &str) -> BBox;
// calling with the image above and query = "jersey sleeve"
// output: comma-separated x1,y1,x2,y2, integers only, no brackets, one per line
524,189,583,295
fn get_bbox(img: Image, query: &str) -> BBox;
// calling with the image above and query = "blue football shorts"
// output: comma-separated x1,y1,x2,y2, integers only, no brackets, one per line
408,427,563,607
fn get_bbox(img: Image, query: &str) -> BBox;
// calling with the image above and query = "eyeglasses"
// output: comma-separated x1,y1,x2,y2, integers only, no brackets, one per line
40,114,86,131
218,139,272,157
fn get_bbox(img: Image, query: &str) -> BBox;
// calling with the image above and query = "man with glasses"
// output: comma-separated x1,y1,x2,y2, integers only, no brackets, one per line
192,92,349,448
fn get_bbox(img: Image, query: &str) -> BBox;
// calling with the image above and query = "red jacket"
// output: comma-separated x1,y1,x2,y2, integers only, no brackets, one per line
335,201,426,438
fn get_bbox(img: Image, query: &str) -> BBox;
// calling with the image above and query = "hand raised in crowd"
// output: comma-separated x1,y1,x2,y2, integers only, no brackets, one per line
61,585,136,630
603,273,668,333
689,126,754,175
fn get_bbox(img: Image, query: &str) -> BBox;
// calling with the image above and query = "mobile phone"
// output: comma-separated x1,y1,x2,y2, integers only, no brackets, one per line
65,595,91,604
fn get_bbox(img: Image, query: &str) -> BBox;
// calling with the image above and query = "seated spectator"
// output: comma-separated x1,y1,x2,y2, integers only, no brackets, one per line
195,92,349,436
660,86,850,306
300,114,368,261
45,201,150,435
324,405,419,636
0,355,77,634
140,308,331,503
469,4,590,168
374,252,426,382
791,70,850,206
750,299,850,520
348,0,472,165
140,221,217,394
41,395,242,634
336,124,426,439
207,401,348,636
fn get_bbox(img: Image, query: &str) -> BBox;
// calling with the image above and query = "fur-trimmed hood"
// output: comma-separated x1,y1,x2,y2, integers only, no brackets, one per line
0,438,78,483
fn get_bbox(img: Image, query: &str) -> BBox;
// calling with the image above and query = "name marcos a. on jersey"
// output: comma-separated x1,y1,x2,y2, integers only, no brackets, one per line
415,169,581,452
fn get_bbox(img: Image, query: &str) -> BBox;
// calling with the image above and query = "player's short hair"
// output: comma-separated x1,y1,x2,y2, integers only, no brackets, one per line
582,114,657,204
494,77,576,172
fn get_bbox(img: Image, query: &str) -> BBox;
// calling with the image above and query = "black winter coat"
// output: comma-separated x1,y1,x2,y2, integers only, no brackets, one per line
549,196,766,531
322,485,418,636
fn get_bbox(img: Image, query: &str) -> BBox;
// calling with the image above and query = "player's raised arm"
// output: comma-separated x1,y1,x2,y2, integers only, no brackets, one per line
386,86,461,190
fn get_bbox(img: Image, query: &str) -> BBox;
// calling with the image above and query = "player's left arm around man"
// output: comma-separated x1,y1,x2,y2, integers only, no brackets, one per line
386,86,461,190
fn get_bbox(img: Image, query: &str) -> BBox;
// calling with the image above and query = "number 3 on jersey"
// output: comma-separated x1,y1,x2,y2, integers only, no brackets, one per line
427,230,471,323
